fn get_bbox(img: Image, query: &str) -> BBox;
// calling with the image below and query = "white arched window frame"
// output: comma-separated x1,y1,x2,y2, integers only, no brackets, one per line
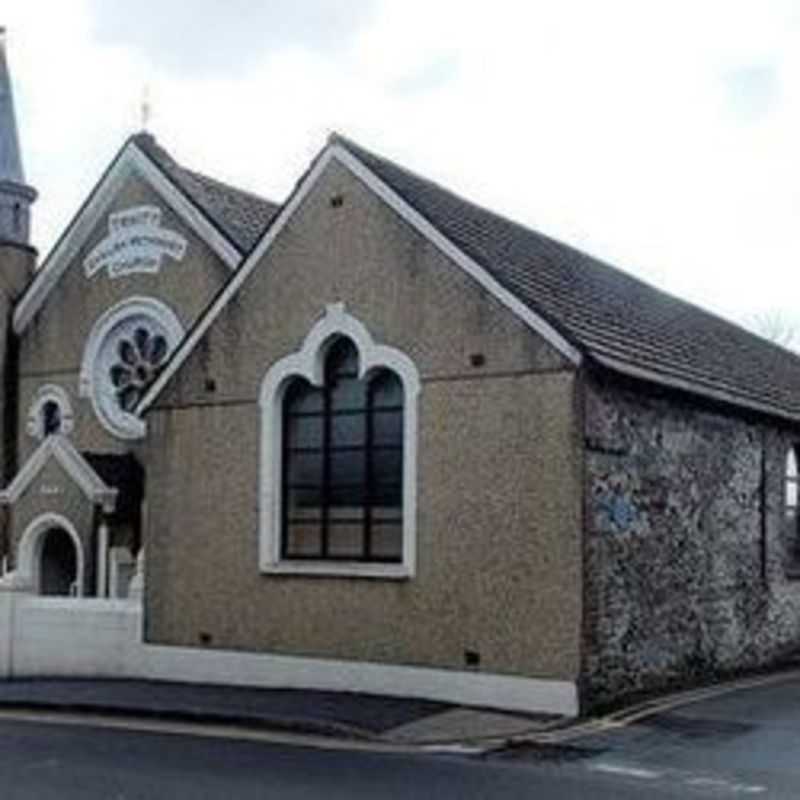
79,296,184,440
259,303,420,579
26,384,74,439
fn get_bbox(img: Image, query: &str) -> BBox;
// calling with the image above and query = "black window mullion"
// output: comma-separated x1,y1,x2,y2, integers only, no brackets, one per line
281,342,404,565
364,382,375,560
281,394,291,558
321,379,332,558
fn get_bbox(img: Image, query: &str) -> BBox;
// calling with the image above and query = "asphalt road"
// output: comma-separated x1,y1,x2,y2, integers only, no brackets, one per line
2,676,800,798
0,717,638,800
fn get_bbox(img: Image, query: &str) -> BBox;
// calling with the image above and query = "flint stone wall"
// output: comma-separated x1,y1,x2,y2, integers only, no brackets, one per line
582,371,800,708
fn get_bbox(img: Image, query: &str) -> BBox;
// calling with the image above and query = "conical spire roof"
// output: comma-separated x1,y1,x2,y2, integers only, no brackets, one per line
0,27,25,185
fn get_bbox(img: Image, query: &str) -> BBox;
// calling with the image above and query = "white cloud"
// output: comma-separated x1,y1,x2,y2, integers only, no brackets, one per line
4,0,799,333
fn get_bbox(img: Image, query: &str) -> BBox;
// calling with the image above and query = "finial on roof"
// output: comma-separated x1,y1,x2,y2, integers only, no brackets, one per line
140,84,152,132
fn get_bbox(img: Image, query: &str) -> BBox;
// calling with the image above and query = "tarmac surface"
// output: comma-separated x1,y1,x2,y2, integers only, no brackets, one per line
0,678,556,744
4,675,800,797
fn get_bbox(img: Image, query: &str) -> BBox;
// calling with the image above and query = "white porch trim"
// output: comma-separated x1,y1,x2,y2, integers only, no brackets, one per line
0,435,118,512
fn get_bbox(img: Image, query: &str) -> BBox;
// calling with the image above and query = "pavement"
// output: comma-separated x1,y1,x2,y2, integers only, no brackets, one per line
0,678,560,747
2,668,797,751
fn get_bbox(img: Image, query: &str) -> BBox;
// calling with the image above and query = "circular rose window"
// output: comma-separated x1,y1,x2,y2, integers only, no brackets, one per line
110,327,169,412
81,298,184,439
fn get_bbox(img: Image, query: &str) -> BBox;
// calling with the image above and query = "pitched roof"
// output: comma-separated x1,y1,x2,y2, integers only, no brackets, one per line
141,133,800,426
132,133,279,252
13,134,279,333
334,135,800,423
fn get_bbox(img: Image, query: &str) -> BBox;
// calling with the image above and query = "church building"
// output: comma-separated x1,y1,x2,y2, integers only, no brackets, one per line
2,30,800,716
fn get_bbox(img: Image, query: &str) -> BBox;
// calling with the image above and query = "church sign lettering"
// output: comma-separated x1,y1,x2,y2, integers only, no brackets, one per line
84,206,188,279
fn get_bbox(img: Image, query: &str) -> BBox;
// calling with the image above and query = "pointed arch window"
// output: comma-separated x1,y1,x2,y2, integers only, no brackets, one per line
282,338,403,562
259,304,419,579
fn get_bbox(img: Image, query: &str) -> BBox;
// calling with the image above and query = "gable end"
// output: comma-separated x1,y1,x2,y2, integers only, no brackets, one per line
13,140,243,335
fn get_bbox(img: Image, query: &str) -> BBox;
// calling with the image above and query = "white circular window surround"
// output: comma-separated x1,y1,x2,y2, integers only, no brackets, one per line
80,297,184,440
27,384,74,439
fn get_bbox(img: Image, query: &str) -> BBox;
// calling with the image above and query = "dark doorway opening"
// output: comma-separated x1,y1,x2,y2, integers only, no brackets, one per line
40,528,78,596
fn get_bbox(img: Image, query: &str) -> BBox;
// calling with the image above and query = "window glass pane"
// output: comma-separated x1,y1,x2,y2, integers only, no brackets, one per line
372,501,402,521
328,523,364,558
788,449,799,480
326,339,359,378
286,451,323,486
42,401,61,436
373,410,402,446
371,371,403,409
787,479,798,511
330,375,367,411
331,412,366,447
329,484,366,516
286,380,323,413
288,415,324,449
374,449,403,485
370,524,402,561
330,449,366,485
286,487,323,518
285,523,323,557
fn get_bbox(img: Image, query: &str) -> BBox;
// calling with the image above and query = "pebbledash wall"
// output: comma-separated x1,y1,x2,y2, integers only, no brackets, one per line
143,160,585,695
581,370,800,709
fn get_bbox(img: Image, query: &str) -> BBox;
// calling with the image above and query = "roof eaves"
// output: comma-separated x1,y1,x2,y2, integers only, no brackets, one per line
592,351,800,427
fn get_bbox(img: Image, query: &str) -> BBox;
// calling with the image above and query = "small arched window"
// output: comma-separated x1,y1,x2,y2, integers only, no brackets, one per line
27,386,74,440
787,448,799,519
12,202,21,234
42,401,62,436
282,338,404,562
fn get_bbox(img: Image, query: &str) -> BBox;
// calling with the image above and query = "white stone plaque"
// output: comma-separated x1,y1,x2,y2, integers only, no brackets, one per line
84,205,187,279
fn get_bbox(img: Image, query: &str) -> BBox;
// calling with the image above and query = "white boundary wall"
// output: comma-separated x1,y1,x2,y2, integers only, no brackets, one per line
0,594,579,717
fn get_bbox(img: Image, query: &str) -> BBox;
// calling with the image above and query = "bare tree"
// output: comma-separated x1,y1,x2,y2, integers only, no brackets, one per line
748,310,797,350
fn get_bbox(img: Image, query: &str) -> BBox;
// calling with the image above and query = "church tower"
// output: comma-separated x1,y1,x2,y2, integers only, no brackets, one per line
0,27,36,508
0,26,36,261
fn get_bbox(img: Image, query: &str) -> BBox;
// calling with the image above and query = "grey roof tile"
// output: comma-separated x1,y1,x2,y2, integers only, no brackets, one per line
335,135,800,422
133,133,279,253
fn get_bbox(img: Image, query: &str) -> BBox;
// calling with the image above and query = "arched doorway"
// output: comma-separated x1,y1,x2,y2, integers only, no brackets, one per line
17,513,85,597
39,528,78,596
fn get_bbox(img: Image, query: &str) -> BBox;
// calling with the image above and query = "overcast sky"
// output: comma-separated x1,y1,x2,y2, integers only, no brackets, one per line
4,1,800,338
